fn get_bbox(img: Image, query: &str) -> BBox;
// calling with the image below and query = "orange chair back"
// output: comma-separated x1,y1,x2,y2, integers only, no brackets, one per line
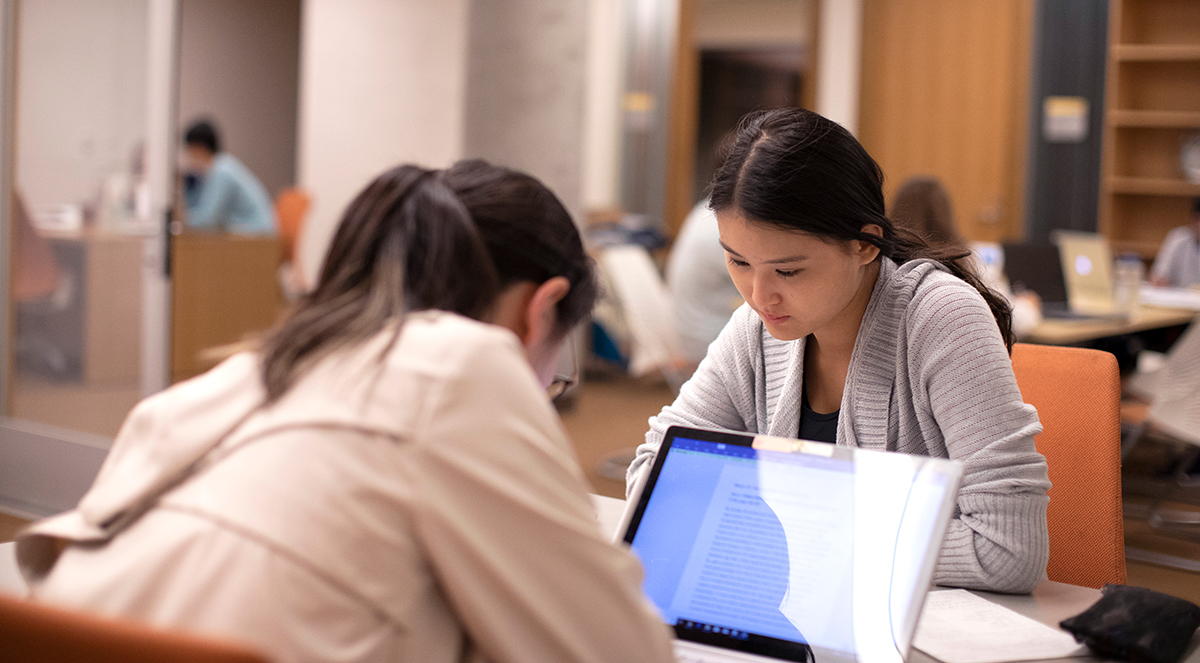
1011,343,1125,588
274,187,310,264
0,593,272,663
13,192,62,302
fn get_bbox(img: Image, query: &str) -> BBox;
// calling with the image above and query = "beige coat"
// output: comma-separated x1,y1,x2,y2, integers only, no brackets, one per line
18,312,674,663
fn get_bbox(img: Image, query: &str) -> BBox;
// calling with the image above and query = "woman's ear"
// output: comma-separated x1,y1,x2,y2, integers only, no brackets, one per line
854,224,883,263
522,276,571,347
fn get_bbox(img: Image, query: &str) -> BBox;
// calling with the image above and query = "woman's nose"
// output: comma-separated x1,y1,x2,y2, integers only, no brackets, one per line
751,272,779,308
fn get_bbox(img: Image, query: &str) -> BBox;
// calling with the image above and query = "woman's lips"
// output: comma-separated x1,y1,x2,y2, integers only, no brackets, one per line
760,312,790,325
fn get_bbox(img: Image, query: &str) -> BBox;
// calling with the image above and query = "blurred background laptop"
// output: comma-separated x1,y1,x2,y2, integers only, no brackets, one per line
1001,242,1080,319
1001,234,1123,320
1054,231,1118,316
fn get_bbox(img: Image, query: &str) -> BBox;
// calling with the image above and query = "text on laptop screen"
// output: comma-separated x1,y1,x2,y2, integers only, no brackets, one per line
626,436,955,663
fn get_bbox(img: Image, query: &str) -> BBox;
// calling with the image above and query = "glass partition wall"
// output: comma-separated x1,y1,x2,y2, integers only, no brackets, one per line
0,0,176,518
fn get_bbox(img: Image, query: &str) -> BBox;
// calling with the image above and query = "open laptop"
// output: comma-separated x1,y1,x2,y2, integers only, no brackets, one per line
618,426,963,663
1052,231,1118,316
1000,242,1118,320
1000,242,1078,318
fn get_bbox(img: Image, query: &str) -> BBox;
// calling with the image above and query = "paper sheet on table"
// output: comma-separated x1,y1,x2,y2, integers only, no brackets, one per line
0,542,27,597
1140,285,1200,311
912,589,1089,663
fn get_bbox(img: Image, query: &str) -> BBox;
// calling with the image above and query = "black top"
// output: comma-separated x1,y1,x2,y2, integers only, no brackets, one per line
798,391,839,444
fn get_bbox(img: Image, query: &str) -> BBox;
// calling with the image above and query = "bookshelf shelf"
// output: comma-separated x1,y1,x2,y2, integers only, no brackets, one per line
1100,0,1200,257
1113,44,1200,61
1108,177,1200,196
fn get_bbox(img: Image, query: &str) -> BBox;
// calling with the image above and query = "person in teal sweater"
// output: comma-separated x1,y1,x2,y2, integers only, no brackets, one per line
182,119,276,235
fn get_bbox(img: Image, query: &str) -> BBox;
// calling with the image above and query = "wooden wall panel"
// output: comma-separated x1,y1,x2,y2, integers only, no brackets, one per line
170,234,282,383
664,0,700,239
858,0,1034,243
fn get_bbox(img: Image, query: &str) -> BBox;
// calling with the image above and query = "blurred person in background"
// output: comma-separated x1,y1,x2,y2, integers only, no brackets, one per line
890,175,1042,337
666,198,743,370
888,176,965,249
1148,196,1200,288
182,119,276,235
667,133,745,374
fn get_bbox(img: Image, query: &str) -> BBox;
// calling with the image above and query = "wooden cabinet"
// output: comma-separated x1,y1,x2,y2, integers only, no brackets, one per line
170,234,282,383
1100,0,1200,257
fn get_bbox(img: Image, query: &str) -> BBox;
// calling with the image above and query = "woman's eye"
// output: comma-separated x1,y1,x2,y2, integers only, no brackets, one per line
776,269,800,278
727,257,749,268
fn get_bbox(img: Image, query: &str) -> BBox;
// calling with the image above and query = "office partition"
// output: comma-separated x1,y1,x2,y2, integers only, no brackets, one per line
0,0,179,518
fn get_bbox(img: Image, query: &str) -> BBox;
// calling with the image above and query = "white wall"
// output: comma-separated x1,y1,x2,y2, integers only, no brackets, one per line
816,0,863,134
295,0,469,285
294,0,846,274
16,0,147,210
582,0,625,211
178,0,301,198
464,1,588,225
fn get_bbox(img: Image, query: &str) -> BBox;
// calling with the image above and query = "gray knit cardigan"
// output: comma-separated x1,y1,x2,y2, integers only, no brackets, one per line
629,258,1051,593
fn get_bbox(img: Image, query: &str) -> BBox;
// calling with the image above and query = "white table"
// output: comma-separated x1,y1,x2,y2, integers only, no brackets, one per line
589,494,1200,663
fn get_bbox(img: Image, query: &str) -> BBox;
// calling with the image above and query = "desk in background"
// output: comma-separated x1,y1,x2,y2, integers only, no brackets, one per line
170,233,282,383
1022,306,1195,346
16,230,142,384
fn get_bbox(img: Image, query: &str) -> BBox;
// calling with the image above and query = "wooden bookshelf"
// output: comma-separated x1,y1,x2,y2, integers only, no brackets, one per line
1109,177,1200,196
1109,110,1200,128
1099,0,1200,259
1113,44,1200,61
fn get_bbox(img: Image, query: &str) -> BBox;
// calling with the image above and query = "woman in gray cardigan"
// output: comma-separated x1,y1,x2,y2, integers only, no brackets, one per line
629,108,1051,594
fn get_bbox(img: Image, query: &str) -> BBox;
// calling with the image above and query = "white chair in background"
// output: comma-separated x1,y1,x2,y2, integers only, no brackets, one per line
591,244,688,481
1123,319,1200,452
1122,320,1200,557
594,244,687,389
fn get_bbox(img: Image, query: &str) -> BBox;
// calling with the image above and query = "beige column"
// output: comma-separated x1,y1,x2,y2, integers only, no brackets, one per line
463,0,588,223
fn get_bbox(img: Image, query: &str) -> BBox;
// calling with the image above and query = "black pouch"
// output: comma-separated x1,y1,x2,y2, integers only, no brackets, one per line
1060,584,1200,663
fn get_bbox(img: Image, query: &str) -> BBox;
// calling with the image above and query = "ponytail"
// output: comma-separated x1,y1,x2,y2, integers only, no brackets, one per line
886,225,1015,351
260,166,500,402
259,160,597,404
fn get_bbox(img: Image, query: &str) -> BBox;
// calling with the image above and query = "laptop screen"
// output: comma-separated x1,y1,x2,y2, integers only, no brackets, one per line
1001,242,1069,306
623,427,962,663
1053,231,1115,313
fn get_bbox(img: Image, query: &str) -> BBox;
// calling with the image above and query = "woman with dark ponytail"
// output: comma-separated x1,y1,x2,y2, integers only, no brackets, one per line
629,108,1051,594
20,160,675,663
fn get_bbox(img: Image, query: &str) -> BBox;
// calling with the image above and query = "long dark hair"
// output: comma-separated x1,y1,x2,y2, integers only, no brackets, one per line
709,108,1013,350
259,159,598,402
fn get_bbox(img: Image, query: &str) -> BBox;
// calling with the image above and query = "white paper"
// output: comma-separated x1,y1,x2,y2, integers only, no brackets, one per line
1140,285,1200,312
0,542,27,597
912,589,1088,663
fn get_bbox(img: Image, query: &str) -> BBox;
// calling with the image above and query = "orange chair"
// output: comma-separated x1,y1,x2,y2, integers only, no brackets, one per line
274,187,310,265
13,192,62,303
0,593,272,663
1011,343,1126,589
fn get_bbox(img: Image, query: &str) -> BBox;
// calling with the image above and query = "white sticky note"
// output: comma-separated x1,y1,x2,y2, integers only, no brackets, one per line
913,589,1089,663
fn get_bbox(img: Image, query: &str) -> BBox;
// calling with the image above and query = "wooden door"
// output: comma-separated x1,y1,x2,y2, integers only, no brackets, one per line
858,0,1035,243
